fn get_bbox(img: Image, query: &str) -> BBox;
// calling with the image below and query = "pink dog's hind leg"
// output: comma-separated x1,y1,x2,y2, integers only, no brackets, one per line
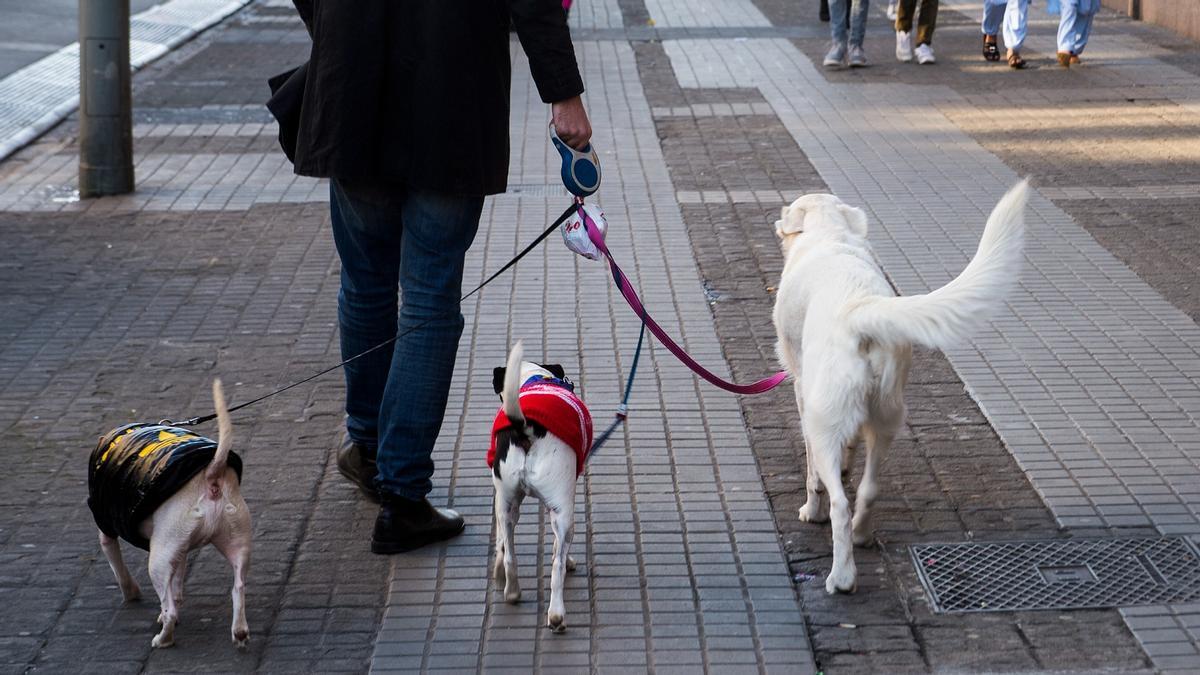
170,555,187,611
214,527,251,648
98,531,141,602
148,537,188,648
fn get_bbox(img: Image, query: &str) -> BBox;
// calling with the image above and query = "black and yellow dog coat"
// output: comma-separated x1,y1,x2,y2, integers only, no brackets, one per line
88,423,243,551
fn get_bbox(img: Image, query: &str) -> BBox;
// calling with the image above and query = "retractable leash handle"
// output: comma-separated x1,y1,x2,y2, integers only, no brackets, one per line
550,123,601,198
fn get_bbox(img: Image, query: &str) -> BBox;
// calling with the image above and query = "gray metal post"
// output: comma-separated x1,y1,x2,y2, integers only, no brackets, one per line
79,0,134,197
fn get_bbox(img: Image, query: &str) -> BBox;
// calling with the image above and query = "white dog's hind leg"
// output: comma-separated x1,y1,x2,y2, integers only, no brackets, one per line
99,531,141,602
546,502,574,633
852,426,892,547
842,437,858,481
798,448,828,523
808,427,857,594
796,383,828,523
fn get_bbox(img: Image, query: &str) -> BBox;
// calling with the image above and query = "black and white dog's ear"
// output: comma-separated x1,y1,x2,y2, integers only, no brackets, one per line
540,363,566,380
492,367,506,395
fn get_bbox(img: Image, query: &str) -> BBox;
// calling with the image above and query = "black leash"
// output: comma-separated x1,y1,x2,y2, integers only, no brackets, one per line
169,203,580,427
586,320,645,457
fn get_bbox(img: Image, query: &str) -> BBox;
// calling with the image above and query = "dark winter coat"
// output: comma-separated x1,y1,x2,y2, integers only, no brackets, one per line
276,0,584,195
87,423,243,551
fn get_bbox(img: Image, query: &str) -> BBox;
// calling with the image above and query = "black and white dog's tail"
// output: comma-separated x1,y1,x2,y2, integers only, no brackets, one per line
502,341,527,428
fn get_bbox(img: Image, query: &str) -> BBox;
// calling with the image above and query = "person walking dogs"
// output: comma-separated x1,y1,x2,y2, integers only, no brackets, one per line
982,0,1030,68
281,0,591,555
824,0,872,68
1053,0,1099,67
894,0,938,64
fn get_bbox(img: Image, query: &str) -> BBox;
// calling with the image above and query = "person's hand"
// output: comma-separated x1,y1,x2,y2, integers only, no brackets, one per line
551,96,592,150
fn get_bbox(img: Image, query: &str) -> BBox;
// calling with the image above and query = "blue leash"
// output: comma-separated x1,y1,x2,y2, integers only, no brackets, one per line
587,321,646,457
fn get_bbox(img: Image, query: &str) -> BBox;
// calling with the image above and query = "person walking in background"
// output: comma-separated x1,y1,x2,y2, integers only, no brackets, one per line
1054,0,1099,67
982,0,1030,68
282,0,591,555
824,0,871,68
894,0,938,64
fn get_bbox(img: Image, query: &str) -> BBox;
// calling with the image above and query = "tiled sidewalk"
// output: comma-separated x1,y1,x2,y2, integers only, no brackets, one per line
368,28,815,675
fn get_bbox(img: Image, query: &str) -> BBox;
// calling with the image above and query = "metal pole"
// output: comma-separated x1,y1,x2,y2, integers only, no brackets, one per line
79,0,134,197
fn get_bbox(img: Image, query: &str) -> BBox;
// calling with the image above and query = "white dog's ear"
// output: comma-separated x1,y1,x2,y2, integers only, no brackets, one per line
775,205,804,239
838,204,869,237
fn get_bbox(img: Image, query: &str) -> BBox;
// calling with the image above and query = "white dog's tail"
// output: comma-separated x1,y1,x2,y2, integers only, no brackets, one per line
846,180,1028,349
205,378,234,483
502,341,526,425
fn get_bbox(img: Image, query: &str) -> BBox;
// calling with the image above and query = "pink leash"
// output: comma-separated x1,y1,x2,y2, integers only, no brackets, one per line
578,200,789,395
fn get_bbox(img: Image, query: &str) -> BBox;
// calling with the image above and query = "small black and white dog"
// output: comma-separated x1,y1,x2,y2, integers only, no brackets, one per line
488,341,593,632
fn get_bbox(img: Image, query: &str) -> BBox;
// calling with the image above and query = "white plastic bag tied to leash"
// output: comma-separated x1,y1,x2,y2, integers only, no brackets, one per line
561,202,608,261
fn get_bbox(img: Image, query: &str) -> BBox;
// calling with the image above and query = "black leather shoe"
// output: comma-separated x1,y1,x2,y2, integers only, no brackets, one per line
370,497,465,554
336,437,379,503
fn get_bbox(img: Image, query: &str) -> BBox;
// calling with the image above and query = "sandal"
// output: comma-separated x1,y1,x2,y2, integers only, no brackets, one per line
1007,50,1027,69
983,36,1000,62
1056,51,1071,68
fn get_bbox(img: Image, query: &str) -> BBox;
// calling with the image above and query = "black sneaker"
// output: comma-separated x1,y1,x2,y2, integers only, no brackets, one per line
336,437,379,503
370,497,465,554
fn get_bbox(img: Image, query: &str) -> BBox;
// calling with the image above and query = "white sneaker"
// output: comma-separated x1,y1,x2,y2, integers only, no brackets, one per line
823,42,847,67
848,45,868,67
896,31,913,62
886,1,897,20
915,43,936,64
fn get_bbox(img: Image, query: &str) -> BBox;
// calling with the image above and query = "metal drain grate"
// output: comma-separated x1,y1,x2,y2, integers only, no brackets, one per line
911,537,1200,613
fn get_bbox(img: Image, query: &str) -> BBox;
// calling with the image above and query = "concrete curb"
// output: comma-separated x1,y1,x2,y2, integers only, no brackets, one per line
0,0,251,162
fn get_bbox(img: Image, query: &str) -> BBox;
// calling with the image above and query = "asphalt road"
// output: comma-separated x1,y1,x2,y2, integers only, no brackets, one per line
0,0,160,79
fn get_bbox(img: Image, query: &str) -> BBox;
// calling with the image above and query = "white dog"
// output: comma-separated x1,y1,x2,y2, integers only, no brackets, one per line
87,379,251,648
772,181,1028,594
488,341,593,632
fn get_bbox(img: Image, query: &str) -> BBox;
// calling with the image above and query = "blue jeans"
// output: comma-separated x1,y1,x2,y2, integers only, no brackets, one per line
829,0,870,47
1057,0,1097,55
330,179,483,500
982,0,1029,51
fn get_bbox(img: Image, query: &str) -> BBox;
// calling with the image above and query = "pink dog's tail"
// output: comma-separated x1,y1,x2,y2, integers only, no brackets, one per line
845,180,1028,350
204,378,234,483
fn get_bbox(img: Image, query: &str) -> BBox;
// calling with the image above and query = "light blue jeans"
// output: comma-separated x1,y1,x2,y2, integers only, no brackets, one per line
330,179,483,500
982,0,1029,51
829,0,870,47
1057,0,1098,55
